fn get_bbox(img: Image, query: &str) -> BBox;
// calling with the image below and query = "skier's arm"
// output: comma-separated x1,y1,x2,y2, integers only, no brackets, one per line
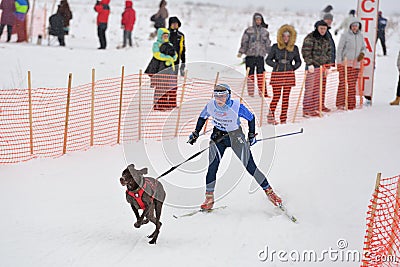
194,106,210,133
293,46,302,71
238,104,255,134
301,36,314,66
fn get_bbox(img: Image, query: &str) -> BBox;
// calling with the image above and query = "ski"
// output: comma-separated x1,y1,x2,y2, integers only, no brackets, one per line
173,206,227,219
278,203,298,223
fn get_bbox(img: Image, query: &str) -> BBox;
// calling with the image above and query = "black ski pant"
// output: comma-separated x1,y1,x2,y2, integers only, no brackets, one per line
377,30,386,56
397,74,400,97
97,23,107,49
245,56,266,96
205,128,270,192
0,24,12,42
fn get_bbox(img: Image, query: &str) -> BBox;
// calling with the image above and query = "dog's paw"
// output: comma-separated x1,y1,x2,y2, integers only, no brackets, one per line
134,222,142,228
143,218,149,224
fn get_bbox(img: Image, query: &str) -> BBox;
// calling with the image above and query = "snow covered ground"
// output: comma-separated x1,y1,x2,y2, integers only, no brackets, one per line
1,1,400,266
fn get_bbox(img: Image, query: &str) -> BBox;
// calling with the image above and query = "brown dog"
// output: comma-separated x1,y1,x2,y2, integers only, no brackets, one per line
120,164,166,244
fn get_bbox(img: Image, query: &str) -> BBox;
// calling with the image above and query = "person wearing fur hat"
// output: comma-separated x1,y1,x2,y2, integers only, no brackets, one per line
336,18,366,110
238,13,271,97
265,25,301,124
121,0,136,48
301,20,332,117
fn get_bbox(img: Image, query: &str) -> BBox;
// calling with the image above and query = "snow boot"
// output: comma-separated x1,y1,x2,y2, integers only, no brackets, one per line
200,192,214,210
265,187,282,207
390,96,400,105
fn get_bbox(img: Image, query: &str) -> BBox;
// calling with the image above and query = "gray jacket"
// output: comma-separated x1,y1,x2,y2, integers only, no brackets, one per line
238,13,271,57
336,18,366,68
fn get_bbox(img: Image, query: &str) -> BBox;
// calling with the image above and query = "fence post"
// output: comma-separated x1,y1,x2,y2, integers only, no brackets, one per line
63,73,72,155
175,70,188,137
358,61,365,107
363,172,382,266
344,58,349,111
319,66,323,117
117,66,125,144
28,0,36,42
388,177,400,255
90,68,95,147
293,71,307,123
259,72,266,127
240,67,250,103
28,71,34,155
138,69,143,140
203,72,219,134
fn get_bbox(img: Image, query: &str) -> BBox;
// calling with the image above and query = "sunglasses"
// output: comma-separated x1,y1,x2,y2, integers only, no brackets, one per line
214,91,228,98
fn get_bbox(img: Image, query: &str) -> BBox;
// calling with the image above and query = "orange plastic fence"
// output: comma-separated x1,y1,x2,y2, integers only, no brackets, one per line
0,63,363,164
362,173,400,266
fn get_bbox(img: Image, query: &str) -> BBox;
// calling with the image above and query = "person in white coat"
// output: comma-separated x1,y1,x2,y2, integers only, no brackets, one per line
336,18,366,110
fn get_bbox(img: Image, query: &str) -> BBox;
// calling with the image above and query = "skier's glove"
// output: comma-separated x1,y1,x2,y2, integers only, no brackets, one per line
248,133,257,146
357,52,365,62
334,29,339,35
187,131,199,145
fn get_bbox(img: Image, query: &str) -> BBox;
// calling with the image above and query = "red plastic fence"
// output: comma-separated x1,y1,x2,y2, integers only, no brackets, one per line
0,63,363,164
362,174,400,266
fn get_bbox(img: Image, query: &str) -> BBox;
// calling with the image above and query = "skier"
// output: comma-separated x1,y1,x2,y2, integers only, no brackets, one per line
187,83,282,210
237,13,271,97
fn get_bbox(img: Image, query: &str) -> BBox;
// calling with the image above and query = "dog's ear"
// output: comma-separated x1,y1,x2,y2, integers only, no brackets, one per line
139,168,148,175
127,164,136,175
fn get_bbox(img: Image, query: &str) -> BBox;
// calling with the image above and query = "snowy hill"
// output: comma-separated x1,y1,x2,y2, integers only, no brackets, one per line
1,0,400,266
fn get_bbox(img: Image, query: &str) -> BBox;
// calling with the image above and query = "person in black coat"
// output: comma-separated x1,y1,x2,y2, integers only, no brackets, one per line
265,24,301,124
49,6,65,46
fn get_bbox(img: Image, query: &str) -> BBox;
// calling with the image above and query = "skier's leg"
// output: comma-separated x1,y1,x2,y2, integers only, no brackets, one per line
205,141,227,193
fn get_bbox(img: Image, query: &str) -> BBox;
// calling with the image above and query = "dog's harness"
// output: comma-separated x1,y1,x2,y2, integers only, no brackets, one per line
126,177,157,210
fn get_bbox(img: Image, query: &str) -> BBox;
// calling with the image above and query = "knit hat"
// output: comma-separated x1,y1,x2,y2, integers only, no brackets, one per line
323,13,333,20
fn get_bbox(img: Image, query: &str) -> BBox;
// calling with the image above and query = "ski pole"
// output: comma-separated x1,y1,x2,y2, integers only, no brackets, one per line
157,132,225,180
255,128,303,142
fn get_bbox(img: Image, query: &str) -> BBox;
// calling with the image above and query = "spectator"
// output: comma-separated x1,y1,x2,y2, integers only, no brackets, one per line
390,51,400,105
320,4,333,19
149,0,168,39
166,16,186,109
334,9,356,35
238,13,271,97
265,24,301,124
301,20,332,117
94,0,110,49
14,0,29,42
0,0,16,42
121,0,136,48
144,28,177,111
58,0,72,35
336,18,366,110
48,5,65,46
323,13,336,66
377,11,387,56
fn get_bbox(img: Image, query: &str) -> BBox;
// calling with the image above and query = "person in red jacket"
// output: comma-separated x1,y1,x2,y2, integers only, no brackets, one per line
121,0,136,48
94,0,110,49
